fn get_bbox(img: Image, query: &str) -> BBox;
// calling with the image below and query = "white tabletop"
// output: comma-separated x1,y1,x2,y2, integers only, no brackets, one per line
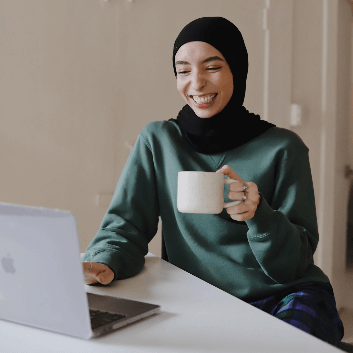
0,253,342,353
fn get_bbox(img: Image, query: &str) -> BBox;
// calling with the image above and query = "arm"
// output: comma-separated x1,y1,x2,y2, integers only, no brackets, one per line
82,132,160,280
245,142,318,284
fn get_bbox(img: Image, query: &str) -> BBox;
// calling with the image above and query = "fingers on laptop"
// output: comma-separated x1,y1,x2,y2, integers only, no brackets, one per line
83,262,114,285
96,267,114,285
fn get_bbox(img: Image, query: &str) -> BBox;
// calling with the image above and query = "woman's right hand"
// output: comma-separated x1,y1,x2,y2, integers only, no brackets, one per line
82,262,115,285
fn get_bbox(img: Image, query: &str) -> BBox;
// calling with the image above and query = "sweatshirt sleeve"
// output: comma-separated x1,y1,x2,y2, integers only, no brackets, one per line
245,137,318,284
81,131,160,280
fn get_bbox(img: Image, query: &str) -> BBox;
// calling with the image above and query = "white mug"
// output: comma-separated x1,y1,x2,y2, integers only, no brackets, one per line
177,171,242,214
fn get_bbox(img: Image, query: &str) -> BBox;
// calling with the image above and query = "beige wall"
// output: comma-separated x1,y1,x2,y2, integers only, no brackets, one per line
1,1,352,306
0,1,122,252
290,0,352,309
291,0,323,207
0,0,269,257
333,0,352,307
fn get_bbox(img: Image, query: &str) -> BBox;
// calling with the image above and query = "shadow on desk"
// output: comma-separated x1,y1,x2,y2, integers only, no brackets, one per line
340,342,353,352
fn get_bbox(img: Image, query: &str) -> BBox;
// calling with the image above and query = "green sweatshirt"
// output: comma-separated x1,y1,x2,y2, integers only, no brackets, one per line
82,120,329,302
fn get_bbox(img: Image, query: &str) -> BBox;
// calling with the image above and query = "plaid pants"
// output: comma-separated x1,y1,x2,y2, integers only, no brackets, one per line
247,282,344,347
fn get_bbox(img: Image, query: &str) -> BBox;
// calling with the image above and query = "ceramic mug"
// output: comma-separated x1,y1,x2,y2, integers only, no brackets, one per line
177,171,242,214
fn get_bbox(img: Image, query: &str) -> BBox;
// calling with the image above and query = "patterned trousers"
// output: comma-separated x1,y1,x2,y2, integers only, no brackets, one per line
247,282,344,347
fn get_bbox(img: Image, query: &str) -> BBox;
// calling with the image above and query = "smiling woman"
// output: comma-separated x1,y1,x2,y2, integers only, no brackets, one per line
82,16,344,348
170,17,274,155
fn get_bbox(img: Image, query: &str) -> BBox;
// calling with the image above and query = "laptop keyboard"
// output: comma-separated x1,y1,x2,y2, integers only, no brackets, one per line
89,309,126,330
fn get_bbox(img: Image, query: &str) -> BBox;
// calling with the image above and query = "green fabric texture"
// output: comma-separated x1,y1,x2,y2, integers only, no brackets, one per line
82,120,330,302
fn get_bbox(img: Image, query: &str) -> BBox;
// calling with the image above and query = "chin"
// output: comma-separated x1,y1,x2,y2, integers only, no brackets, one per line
188,104,217,119
196,113,213,119
191,107,217,119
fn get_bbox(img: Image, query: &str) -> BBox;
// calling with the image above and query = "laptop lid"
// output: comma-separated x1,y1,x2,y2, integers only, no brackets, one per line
0,202,92,339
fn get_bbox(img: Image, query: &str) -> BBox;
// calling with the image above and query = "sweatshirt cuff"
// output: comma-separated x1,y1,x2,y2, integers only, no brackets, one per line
245,192,278,238
82,250,120,280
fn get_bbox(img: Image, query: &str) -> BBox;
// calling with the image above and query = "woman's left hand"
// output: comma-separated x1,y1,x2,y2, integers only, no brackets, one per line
216,165,261,221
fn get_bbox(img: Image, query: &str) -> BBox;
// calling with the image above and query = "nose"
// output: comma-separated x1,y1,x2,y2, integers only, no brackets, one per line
190,71,207,91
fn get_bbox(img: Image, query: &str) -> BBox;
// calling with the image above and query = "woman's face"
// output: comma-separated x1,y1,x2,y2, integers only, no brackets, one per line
175,41,233,119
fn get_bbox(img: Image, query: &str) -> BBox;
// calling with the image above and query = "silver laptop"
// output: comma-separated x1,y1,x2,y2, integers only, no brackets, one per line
0,202,160,339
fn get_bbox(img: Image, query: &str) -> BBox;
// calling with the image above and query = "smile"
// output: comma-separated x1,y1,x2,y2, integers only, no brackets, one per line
190,94,217,104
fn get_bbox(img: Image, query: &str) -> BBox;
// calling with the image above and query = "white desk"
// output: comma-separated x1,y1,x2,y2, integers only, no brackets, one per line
0,253,342,353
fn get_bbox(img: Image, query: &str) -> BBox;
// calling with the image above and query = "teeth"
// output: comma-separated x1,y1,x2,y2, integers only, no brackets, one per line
192,94,217,104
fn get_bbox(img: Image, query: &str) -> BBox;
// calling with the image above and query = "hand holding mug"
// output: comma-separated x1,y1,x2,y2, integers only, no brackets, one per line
216,165,261,221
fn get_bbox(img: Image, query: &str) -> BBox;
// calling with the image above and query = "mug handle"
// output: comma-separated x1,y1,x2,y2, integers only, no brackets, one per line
223,179,242,208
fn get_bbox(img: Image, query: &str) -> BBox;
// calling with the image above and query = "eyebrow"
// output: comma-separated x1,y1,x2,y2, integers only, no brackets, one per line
175,56,224,65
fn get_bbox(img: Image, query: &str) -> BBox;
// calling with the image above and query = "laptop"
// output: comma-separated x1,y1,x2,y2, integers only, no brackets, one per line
0,202,160,340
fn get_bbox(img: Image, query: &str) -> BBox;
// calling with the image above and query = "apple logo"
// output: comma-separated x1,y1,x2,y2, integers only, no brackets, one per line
2,254,16,274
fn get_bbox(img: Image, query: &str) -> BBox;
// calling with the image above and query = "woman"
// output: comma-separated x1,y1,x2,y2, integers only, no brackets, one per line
82,17,344,346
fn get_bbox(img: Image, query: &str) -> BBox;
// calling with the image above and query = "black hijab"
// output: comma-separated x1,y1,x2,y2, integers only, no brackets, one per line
170,17,276,155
